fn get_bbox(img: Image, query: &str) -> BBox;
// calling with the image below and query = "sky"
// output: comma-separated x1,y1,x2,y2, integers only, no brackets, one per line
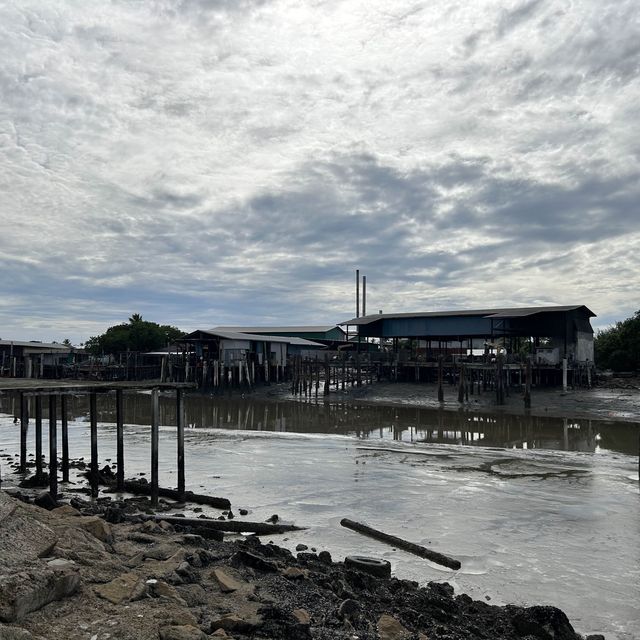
1,0,638,344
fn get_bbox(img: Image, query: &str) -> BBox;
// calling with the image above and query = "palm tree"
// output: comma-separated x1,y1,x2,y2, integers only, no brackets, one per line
129,313,143,324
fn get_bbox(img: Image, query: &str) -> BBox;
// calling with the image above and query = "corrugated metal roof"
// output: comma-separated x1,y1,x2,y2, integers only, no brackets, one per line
0,340,73,351
341,305,596,325
184,329,324,348
214,325,342,334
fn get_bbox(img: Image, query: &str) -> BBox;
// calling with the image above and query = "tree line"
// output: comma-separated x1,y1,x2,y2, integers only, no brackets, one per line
595,309,640,372
84,314,184,356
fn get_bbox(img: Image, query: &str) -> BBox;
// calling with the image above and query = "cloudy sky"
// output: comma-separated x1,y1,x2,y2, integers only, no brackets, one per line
1,0,638,343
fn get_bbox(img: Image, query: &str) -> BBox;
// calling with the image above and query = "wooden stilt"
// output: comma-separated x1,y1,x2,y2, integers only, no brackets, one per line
177,388,185,500
61,395,69,482
437,357,444,403
48,395,57,498
89,392,99,498
151,387,159,507
524,359,532,409
19,392,28,473
116,389,124,491
35,396,43,482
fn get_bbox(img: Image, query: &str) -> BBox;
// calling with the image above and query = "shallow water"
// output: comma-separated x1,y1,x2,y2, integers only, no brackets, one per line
0,392,639,639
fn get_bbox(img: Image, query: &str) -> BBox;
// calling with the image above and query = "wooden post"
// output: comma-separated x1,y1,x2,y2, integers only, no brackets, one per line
342,353,346,390
457,363,464,403
437,357,444,402
496,355,505,405
524,359,532,409
562,357,568,392
116,389,124,491
89,392,98,498
35,396,43,482
324,354,330,396
151,387,159,507
48,395,57,498
177,388,186,500
61,395,69,482
19,392,28,474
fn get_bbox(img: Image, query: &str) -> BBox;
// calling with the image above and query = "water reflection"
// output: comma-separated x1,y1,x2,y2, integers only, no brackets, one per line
1,391,637,456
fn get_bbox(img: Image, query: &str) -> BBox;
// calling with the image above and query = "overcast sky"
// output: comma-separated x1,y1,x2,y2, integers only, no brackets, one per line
1,0,638,343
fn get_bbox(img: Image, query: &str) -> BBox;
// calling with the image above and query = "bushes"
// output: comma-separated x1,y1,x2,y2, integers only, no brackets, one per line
595,310,640,371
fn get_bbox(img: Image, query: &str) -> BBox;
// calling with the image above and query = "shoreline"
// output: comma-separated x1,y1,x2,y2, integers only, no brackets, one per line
251,380,640,424
0,489,604,640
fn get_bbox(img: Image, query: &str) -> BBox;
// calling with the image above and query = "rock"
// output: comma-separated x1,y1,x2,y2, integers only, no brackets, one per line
158,625,207,640
0,493,17,524
318,550,332,564
377,614,412,640
94,572,147,605
144,544,180,561
210,631,229,638
281,567,307,580
0,567,81,622
292,608,311,625
210,613,262,634
239,509,248,516
231,550,278,573
46,558,77,571
33,493,58,511
295,543,308,552
75,516,113,543
212,567,244,593
176,584,209,607
50,505,81,517
338,599,360,620
266,514,278,523
0,516,57,567
585,635,605,640
511,606,578,640
150,580,187,605
0,626,34,640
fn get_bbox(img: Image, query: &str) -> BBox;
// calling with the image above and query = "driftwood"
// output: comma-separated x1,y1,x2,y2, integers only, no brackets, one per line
134,514,306,535
340,518,461,570
103,479,231,510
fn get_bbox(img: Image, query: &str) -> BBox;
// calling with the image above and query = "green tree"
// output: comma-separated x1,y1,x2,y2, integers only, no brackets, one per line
85,315,184,356
594,310,640,371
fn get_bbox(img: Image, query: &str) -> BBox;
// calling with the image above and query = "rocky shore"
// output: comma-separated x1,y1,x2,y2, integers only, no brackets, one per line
0,489,604,640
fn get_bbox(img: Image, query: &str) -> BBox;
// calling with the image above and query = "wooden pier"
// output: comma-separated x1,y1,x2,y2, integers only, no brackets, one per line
0,379,194,506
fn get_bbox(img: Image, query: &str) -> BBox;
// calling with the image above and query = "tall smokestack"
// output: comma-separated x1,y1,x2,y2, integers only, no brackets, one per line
362,275,366,317
356,269,360,318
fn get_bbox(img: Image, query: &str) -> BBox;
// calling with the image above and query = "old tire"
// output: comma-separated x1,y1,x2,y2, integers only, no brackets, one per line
344,555,391,578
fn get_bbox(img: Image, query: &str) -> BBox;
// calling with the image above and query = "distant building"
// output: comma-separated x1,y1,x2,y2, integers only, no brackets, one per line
0,340,82,377
180,328,325,366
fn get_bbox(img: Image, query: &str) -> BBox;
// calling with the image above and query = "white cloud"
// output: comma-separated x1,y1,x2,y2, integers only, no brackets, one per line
0,0,638,341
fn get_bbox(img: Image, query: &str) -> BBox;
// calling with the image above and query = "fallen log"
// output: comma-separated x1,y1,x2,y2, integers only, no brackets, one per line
340,518,461,570
132,514,306,535
103,478,231,510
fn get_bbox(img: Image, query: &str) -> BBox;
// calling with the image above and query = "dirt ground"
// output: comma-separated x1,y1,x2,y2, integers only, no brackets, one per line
254,377,640,424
